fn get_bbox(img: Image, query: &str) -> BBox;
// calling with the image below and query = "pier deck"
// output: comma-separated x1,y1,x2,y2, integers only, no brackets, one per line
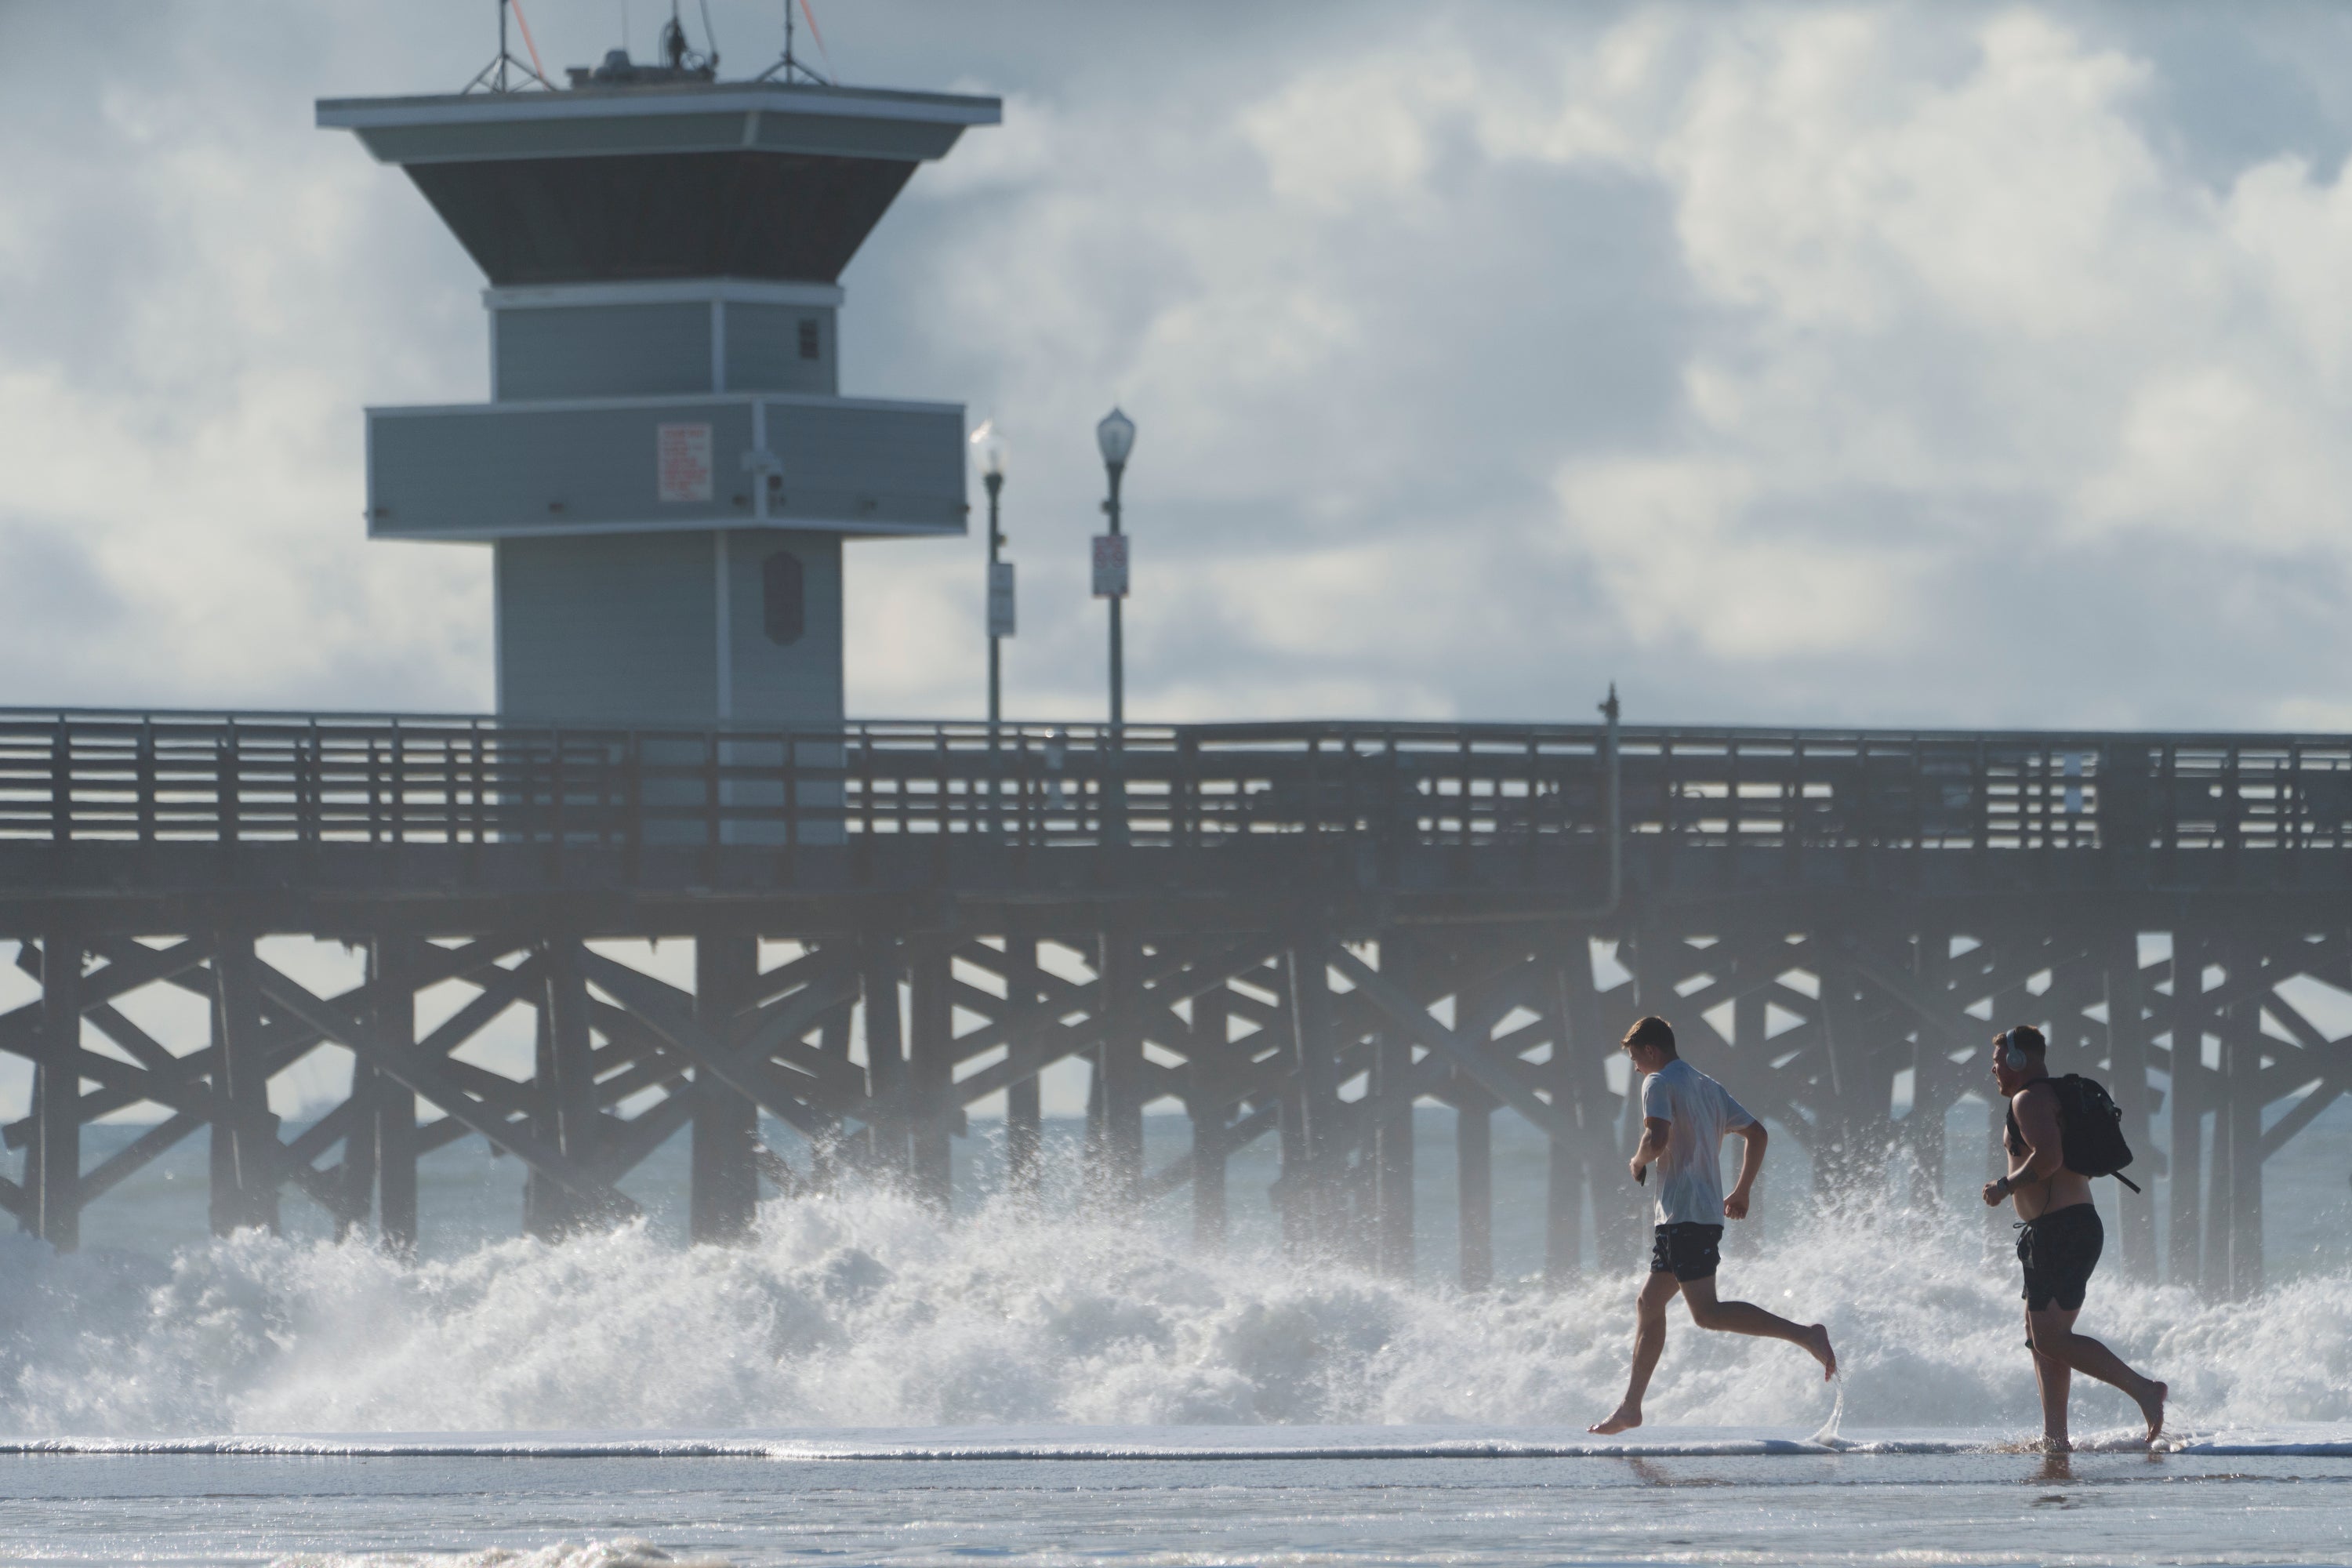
4,709,2345,1298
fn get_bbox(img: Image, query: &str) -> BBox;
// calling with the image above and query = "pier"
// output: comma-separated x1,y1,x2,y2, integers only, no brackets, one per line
5,706,2347,1298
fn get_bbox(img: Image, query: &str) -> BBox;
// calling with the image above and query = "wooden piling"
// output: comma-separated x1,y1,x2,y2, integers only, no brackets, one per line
2223,952,2264,1299
2103,934,2155,1277
1372,940,1416,1279
907,935,956,1212
343,1060,379,1244
691,933,760,1243
1905,931,1949,1210
34,933,82,1250
2168,932,2205,1289
1457,1088,1494,1291
211,936,279,1236
1285,938,1343,1254
1003,927,1044,1196
1190,976,1231,1252
1544,939,1595,1285
1094,933,1145,1201
372,938,419,1258
860,934,909,1180
1733,987,1769,1245
522,975,562,1238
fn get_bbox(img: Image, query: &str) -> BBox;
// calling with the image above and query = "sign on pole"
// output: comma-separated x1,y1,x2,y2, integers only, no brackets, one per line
1092,534,1129,599
988,561,1016,638
656,423,713,503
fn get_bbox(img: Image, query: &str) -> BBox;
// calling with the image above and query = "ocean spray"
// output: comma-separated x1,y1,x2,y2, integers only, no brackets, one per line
5,1179,2347,1440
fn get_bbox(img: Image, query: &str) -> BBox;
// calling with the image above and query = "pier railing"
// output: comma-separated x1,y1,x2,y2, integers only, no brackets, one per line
2,710,2349,855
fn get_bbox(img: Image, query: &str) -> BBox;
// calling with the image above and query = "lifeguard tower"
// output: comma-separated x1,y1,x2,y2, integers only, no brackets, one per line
318,45,999,730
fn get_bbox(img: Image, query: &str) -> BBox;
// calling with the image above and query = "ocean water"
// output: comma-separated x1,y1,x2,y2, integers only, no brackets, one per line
5,1109,2352,1566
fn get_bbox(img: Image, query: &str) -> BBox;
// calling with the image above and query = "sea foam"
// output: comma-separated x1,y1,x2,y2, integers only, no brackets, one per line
3,1183,2347,1439
267,1541,731,1568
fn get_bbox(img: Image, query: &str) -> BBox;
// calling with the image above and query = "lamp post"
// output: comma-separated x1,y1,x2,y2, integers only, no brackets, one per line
1094,406,1136,734
969,420,1011,725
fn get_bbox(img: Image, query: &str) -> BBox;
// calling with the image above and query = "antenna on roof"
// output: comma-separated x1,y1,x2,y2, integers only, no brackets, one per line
658,0,720,77
463,0,554,93
756,0,834,85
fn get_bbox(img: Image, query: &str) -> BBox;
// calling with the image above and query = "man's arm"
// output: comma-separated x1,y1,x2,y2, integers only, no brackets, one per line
1724,1120,1766,1219
1631,1116,1671,1184
1980,1083,2063,1206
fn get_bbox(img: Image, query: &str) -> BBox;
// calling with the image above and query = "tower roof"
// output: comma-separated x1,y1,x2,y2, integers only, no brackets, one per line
318,81,1000,285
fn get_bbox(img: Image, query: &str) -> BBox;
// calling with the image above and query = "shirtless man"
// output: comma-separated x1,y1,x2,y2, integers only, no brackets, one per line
1591,1016,1837,1436
1980,1024,2167,1450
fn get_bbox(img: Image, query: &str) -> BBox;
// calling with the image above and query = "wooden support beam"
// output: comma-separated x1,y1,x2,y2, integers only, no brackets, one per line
205,973,234,1237
1189,974,1232,1250
34,931,82,1250
691,932,761,1244
1325,946,1573,1141
1142,1098,1279,1204
1282,938,1347,1256
212,936,280,1236
907,935,956,1212
247,953,640,1221
2104,933,2156,1279
1892,933,1943,1209
1544,938,1595,1286
859,934,909,1178
2167,931,2205,1290
78,1109,204,1209
2263,1071,2350,1160
1458,1090,1494,1292
1810,950,1860,1192
524,938,605,1238
0,938,214,1064
1093,933,1145,1201
573,949,852,1140
2223,948,2263,1300
1373,937,1417,1280
1004,924,1044,1196
83,1003,180,1076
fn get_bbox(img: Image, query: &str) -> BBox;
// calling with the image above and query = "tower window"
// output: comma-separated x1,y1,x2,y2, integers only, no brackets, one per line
797,318,821,360
763,551,805,644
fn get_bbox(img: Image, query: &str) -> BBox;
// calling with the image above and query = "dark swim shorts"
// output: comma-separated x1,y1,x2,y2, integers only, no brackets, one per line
1650,1222,1724,1281
2017,1203,2103,1312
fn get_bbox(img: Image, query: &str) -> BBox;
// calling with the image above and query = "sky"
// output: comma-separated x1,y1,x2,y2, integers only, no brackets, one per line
6,0,2352,737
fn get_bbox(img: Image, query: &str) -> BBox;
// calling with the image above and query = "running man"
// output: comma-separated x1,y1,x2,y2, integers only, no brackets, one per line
1591,1016,1836,1436
1981,1024,2166,1450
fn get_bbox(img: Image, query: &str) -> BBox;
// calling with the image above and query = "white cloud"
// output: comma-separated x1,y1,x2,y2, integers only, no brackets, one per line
10,0,2352,740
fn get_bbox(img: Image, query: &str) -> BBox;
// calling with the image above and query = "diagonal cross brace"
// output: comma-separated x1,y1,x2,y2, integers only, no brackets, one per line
245,953,639,1218
1326,945,1574,1142
575,948,856,1137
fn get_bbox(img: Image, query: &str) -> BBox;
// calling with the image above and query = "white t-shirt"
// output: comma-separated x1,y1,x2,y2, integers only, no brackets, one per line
1640,1058,1755,1226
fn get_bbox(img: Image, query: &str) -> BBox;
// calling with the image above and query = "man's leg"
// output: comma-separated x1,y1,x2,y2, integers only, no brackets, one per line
2027,1306,2074,1450
1680,1275,1837,1379
1589,1269,1679,1435
2027,1305,2165,1443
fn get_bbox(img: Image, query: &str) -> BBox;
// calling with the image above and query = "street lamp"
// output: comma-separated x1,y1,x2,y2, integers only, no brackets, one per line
968,419,1011,725
1094,406,1136,733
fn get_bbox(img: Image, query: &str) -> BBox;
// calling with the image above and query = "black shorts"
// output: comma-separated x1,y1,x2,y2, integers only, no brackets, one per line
1650,1222,1723,1281
2017,1203,2103,1312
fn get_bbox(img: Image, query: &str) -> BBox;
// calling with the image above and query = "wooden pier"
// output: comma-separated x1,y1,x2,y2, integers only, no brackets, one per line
5,707,2350,1298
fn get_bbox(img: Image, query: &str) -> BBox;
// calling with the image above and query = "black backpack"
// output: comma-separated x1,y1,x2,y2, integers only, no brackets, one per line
2006,1074,2141,1192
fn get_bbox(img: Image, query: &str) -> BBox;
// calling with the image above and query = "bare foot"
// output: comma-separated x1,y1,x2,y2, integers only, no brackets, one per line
1803,1323,1838,1381
2037,1433,2073,1454
1588,1403,1642,1436
2136,1380,2167,1445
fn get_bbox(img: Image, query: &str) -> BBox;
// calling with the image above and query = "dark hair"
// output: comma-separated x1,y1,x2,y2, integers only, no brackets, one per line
1622,1015,1676,1054
1996,1024,2047,1057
